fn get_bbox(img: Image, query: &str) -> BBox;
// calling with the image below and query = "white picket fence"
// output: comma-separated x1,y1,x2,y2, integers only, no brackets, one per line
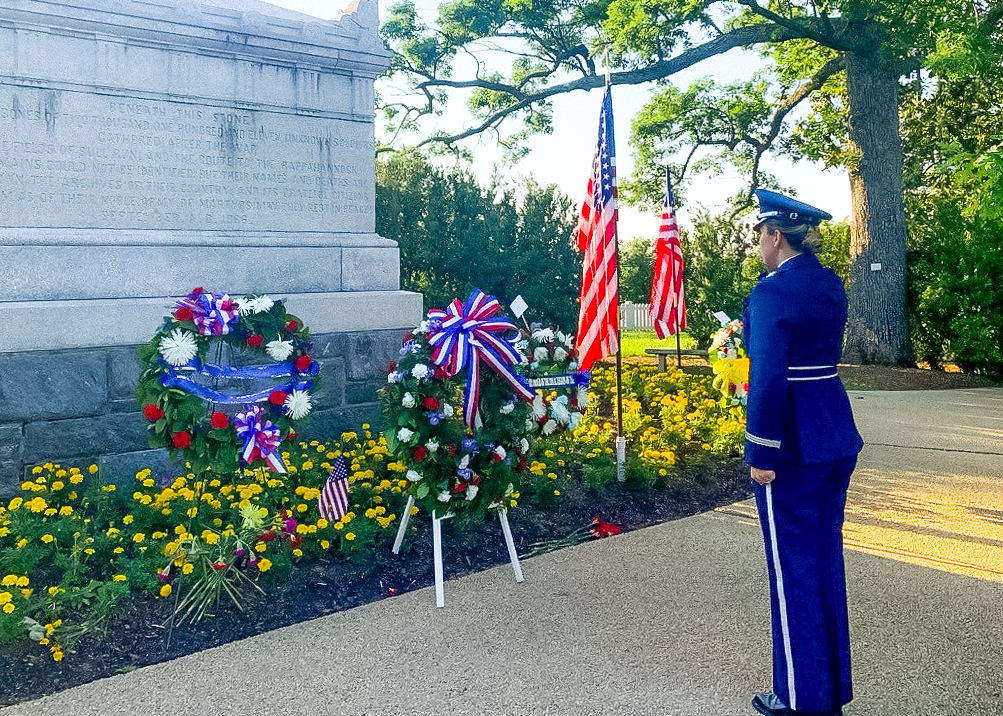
620,301,654,330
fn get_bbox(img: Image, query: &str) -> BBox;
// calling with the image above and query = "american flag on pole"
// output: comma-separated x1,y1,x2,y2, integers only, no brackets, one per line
648,178,687,337
574,85,619,372
318,457,350,522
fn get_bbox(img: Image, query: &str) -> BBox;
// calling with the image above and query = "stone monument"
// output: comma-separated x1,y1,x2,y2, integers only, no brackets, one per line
0,0,421,492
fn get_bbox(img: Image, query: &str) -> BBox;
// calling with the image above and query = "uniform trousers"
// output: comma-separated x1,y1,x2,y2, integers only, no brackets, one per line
752,455,856,715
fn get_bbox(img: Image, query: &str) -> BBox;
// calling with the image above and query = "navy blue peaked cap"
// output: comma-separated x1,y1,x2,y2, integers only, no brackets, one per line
754,188,832,228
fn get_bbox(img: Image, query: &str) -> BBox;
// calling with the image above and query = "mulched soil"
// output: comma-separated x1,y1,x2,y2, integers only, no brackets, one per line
1,363,995,706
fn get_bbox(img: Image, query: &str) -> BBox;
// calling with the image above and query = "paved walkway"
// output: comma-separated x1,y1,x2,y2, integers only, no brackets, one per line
5,389,1003,715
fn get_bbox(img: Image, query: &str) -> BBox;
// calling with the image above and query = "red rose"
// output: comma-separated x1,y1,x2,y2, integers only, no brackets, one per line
403,332,414,342
591,516,622,539
421,397,440,410
221,299,237,312
269,390,287,405
285,431,298,442
516,456,528,472
388,362,397,373
295,355,312,371
285,319,298,332
172,431,191,448
434,366,449,380
174,306,193,321
452,481,466,493
210,412,228,429
212,561,228,571
471,474,482,485
412,445,427,461
246,334,263,347
261,530,276,542
143,404,164,421
290,535,303,548
191,287,204,295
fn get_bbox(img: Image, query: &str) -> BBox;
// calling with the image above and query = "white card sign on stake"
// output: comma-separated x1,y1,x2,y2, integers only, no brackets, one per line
712,311,731,325
510,295,529,319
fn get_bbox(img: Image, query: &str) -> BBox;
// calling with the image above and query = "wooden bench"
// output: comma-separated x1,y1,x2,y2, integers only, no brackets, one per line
644,347,710,371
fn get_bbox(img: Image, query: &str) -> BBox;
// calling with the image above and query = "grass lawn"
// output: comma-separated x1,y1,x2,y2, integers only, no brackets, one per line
619,329,699,357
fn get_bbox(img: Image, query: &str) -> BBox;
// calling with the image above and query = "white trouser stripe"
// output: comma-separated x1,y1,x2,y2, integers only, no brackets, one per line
766,483,797,710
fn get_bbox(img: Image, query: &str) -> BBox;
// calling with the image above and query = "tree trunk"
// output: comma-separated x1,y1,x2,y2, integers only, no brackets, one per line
842,48,913,365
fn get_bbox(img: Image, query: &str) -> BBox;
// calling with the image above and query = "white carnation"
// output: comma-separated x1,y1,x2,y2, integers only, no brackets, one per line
532,393,547,420
500,402,515,415
405,469,423,482
283,390,312,420
416,320,429,334
396,427,415,443
520,438,530,454
458,454,470,469
533,346,549,362
441,403,454,417
387,371,402,384
234,296,254,315
494,445,506,460
266,339,294,361
249,295,274,314
553,347,568,361
411,364,430,379
465,484,479,501
401,392,416,408
426,438,439,453
158,328,198,367
437,490,451,503
551,400,571,424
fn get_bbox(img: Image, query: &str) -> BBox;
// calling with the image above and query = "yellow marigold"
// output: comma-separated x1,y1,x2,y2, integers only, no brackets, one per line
133,533,145,543
159,584,173,598
182,563,194,575
16,576,29,587
345,532,356,541
0,592,10,604
257,558,272,572
112,574,126,582
40,534,54,544
88,464,98,474
2,602,15,614
51,648,64,662
316,517,329,529
320,540,331,549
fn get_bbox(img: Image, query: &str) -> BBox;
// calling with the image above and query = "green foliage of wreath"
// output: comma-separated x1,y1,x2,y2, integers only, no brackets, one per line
135,289,319,478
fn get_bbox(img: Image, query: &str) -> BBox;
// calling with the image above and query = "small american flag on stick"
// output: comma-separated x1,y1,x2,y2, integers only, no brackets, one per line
318,457,350,522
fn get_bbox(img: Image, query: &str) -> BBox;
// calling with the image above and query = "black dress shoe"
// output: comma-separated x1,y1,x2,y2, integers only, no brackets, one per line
751,693,843,716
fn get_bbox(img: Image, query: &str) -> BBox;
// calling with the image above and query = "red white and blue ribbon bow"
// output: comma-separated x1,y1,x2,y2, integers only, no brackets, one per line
234,405,286,473
175,290,240,336
426,289,535,429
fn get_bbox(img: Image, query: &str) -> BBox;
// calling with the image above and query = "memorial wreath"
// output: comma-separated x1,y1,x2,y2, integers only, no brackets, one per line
380,290,540,521
136,287,320,476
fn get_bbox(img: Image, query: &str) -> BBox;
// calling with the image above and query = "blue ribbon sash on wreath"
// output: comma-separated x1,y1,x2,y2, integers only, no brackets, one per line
159,357,319,404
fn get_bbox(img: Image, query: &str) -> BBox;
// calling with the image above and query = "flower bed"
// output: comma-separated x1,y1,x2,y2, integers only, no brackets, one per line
0,361,745,668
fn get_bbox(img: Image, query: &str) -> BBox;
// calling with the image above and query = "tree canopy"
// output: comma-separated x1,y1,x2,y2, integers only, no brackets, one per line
379,0,1003,365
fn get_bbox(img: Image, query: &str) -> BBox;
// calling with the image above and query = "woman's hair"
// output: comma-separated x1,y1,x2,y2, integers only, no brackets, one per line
761,219,824,254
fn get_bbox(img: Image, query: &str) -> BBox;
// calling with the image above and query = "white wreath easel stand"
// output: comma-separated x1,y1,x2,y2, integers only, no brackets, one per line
392,495,524,607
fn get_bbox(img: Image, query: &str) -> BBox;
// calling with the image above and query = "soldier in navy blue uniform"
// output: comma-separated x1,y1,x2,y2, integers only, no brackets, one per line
744,189,864,716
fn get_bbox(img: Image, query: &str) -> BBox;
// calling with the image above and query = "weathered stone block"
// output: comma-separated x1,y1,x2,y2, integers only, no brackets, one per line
313,356,346,410
107,347,143,401
0,351,107,421
100,448,186,490
345,330,406,381
346,379,382,406
0,423,23,462
24,412,149,463
0,465,20,499
303,405,380,442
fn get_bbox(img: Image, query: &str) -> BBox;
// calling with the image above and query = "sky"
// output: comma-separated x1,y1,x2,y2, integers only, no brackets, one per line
264,0,851,241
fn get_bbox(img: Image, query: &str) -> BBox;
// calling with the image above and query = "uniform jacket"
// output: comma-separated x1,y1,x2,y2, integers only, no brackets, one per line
743,252,863,469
